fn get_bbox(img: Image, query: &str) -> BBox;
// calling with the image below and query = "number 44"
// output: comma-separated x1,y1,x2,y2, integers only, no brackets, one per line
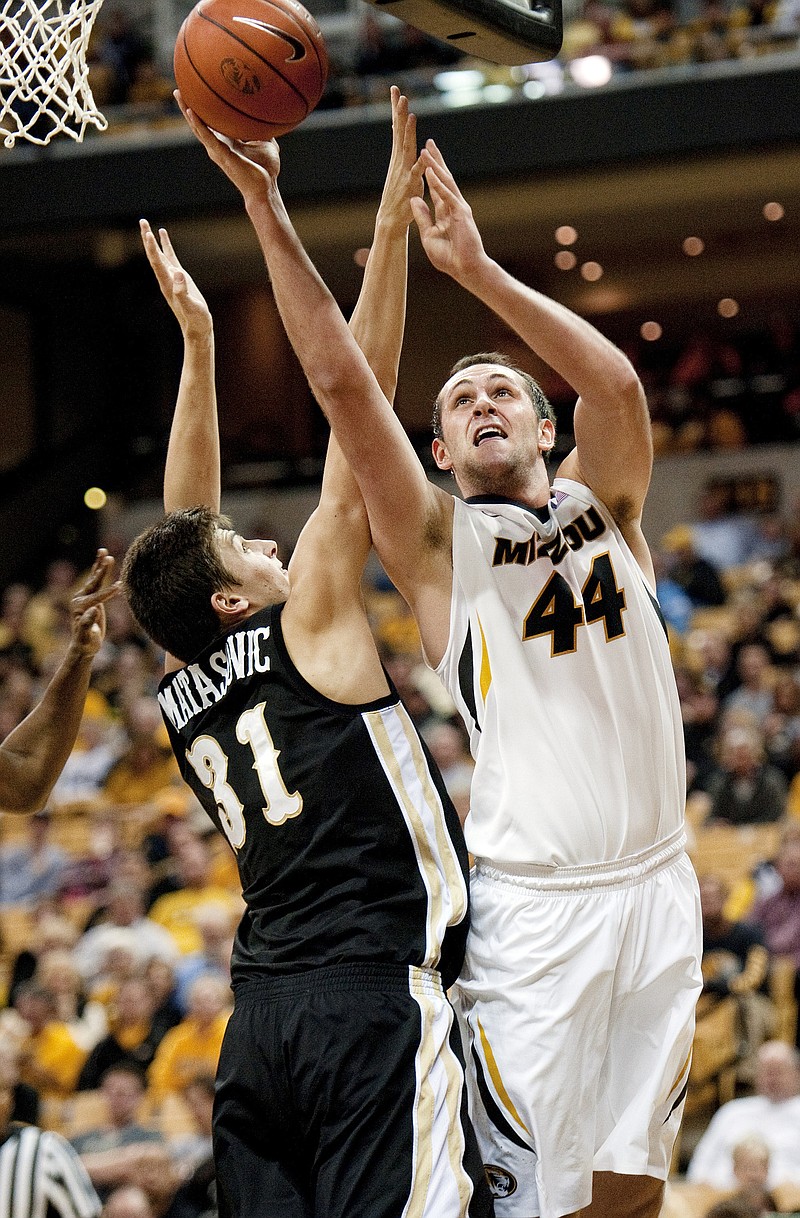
523,552,627,656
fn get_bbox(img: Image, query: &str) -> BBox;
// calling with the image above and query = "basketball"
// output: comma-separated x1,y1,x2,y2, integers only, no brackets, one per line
174,0,328,142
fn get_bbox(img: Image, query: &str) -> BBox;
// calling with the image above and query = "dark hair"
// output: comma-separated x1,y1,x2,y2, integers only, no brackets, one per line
432,352,556,439
100,1061,148,1089
122,507,238,663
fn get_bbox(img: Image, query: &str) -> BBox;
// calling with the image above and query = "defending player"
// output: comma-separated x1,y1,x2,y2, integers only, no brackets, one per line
0,550,117,814
122,91,491,1218
176,95,702,1218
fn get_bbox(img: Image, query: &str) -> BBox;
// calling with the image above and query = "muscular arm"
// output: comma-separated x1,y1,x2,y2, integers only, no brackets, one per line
289,88,423,622
414,143,653,573
0,552,117,814
177,95,454,666
140,220,219,513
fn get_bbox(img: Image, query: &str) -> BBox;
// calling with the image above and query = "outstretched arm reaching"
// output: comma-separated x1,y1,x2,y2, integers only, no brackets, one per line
176,92,455,665
412,142,653,553
140,220,219,513
0,551,118,814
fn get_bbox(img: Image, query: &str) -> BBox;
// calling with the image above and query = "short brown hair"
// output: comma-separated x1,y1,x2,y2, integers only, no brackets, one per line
432,352,556,439
122,507,237,663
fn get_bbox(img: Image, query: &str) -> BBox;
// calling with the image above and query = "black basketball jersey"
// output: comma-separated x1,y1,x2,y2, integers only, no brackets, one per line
158,605,470,988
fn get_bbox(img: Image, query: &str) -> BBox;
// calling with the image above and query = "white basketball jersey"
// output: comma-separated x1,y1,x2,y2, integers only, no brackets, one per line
437,478,686,867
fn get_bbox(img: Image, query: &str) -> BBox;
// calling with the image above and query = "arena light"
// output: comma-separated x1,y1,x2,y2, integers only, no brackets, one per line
84,487,107,510
568,54,612,87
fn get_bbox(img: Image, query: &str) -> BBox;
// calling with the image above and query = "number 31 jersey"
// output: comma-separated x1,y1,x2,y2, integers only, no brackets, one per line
437,478,686,869
158,603,470,987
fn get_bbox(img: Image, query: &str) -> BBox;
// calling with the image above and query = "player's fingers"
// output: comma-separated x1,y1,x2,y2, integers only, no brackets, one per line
409,195,432,236
73,581,121,614
77,550,112,594
159,227,180,266
425,165,460,212
402,110,417,165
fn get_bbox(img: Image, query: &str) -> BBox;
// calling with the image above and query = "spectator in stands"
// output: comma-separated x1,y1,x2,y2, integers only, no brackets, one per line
0,1074,102,1218
102,698,180,809
35,949,108,1054
687,1040,800,1191
147,838,241,956
675,665,721,793
173,904,233,1015
72,1063,165,1202
724,822,800,922
89,7,152,106
0,809,68,907
143,959,182,1044
727,1136,779,1216
147,976,231,1105
691,484,759,570
74,883,180,986
56,815,127,913
764,672,800,782
23,558,80,669
12,981,87,1100
750,836,800,1041
653,548,695,635
4,909,80,1008
704,723,788,826
688,626,739,705
722,643,778,728
660,524,727,608
0,581,35,672
698,874,774,1081
50,709,122,807
78,976,165,1091
163,1076,217,1218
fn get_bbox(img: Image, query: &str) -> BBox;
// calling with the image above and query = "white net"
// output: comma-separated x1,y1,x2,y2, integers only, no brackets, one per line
0,0,107,148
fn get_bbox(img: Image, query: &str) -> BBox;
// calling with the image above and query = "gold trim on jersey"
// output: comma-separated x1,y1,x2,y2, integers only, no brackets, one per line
477,1016,531,1136
477,615,492,702
364,704,468,970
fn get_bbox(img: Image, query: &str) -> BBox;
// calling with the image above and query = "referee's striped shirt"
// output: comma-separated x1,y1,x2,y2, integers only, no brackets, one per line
0,1125,101,1218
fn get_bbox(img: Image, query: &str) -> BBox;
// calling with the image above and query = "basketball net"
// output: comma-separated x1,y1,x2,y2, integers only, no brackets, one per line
0,0,107,147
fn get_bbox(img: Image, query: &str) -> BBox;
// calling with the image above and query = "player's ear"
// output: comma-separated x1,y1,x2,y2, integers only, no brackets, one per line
211,590,250,624
538,418,556,454
432,437,453,472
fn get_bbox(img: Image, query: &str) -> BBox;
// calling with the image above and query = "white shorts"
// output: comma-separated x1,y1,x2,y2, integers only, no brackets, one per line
455,829,702,1218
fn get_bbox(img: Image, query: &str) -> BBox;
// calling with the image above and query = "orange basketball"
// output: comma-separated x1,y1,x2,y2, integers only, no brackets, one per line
174,0,328,142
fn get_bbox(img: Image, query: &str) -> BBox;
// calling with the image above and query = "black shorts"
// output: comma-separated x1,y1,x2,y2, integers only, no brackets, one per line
213,963,493,1218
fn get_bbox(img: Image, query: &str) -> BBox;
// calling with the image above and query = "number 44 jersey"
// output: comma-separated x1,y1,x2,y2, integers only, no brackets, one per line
158,603,470,987
437,479,686,870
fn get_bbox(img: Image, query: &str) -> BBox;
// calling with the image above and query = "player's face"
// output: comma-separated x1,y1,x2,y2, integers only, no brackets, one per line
432,365,552,496
216,529,291,610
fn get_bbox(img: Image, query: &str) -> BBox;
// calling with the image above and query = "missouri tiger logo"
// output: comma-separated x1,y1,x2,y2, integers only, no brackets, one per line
484,1164,518,1198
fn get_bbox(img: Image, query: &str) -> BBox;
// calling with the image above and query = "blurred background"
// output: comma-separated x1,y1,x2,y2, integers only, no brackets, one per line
1,6,800,1217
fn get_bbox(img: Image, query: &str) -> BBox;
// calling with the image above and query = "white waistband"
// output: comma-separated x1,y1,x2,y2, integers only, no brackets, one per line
473,827,687,892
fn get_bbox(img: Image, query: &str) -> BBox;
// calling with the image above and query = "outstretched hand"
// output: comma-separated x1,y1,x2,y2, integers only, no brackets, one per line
375,86,424,231
176,90,281,206
69,550,119,659
410,141,487,284
140,220,212,339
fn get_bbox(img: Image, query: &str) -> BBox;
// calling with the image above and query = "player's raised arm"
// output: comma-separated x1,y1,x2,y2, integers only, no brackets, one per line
140,219,220,514
175,93,454,653
0,550,117,814
413,141,653,534
284,87,423,645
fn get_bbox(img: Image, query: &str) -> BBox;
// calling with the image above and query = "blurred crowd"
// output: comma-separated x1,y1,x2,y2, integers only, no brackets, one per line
0,435,799,1217
70,0,800,133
